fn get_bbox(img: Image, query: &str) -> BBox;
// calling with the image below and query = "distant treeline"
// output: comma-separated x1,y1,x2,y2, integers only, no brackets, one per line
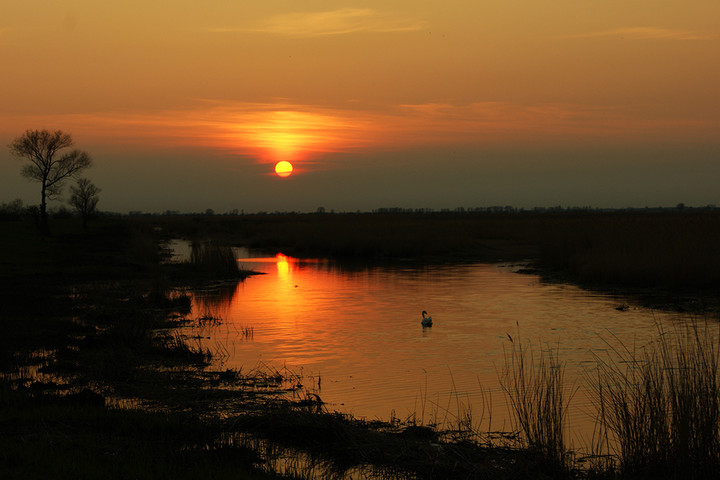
3,196,717,220
124,203,715,217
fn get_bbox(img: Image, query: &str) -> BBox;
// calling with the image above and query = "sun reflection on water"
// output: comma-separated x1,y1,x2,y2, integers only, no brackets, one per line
275,253,290,277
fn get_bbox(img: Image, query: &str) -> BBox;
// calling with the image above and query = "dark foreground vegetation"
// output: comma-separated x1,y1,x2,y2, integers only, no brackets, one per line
2,211,720,479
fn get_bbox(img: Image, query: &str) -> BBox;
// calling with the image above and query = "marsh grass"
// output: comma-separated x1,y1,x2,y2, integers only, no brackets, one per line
589,319,720,479
189,240,240,275
154,331,213,364
239,325,255,339
0,219,281,479
407,370,498,446
500,331,575,473
193,315,254,339
233,402,559,480
533,212,720,289
0,384,275,480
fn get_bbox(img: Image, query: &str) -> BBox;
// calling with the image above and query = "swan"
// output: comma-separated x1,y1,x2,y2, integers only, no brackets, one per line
421,310,433,327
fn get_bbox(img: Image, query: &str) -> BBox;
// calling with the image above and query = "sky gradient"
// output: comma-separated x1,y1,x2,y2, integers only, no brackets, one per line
2,1,719,213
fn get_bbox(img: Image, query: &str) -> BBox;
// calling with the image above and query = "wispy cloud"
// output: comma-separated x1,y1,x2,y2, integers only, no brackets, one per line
4,100,715,169
13,101,380,164
565,27,717,41
213,8,426,37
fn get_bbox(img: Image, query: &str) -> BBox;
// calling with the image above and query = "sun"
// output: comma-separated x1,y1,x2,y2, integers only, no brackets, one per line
274,161,293,177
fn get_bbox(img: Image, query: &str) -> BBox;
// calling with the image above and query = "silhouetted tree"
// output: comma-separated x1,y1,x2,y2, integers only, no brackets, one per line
8,129,92,235
69,178,101,228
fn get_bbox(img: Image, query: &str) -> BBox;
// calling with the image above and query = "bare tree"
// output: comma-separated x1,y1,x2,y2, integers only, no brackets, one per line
69,178,101,228
8,129,92,235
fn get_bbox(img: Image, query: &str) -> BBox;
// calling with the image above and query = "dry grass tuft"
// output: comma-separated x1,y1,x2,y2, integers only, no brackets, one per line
500,329,575,474
589,319,720,479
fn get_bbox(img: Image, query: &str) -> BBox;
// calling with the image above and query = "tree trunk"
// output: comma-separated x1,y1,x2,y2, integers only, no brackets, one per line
40,183,50,237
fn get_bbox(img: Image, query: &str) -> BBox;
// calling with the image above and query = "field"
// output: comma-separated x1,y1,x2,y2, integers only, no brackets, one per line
2,211,720,479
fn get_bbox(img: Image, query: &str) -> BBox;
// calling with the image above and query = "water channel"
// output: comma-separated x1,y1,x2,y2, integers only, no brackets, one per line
172,243,687,448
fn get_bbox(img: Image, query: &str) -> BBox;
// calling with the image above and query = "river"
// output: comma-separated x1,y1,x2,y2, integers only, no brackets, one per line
173,243,686,448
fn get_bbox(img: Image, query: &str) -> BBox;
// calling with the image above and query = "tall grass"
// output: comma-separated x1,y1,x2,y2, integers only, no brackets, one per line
589,319,720,479
500,332,574,472
534,211,720,288
189,240,239,276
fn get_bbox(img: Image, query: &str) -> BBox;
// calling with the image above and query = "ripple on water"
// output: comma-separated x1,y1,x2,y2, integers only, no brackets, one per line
180,248,686,446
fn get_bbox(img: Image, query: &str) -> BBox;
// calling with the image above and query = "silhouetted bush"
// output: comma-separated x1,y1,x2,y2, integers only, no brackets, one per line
0,199,25,221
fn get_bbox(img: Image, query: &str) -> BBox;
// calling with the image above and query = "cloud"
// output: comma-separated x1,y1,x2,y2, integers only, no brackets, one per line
214,8,425,37
384,101,720,149
3,100,716,171
12,101,380,164
565,27,717,41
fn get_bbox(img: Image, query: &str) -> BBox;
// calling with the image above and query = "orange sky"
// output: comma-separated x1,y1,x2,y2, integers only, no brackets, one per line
1,1,719,212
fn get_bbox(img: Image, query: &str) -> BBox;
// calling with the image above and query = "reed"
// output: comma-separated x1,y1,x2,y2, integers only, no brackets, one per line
500,332,574,473
189,240,239,276
154,331,213,364
589,319,720,479
534,211,720,288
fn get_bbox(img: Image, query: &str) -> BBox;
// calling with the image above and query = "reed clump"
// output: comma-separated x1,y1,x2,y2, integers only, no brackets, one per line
589,319,720,479
500,332,574,474
189,240,240,276
154,331,213,364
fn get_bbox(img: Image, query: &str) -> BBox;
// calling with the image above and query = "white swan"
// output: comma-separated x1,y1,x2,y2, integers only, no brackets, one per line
421,310,433,327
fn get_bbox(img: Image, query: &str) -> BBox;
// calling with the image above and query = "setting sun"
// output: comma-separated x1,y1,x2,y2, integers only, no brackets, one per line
274,161,293,177
1,1,719,213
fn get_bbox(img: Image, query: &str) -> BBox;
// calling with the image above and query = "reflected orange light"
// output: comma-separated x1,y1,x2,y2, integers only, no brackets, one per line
276,253,291,277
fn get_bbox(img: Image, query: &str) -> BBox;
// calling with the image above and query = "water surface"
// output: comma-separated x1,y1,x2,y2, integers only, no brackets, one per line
181,247,683,444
